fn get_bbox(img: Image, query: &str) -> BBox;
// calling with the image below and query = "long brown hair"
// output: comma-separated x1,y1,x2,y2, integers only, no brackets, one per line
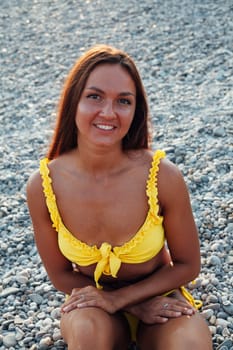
47,44,151,159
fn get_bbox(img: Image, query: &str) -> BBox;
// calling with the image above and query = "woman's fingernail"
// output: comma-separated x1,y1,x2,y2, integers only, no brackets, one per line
77,303,84,308
185,308,193,314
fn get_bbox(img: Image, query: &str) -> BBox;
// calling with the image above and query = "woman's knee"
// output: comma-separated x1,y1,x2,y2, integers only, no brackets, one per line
60,307,130,349
61,307,111,342
138,313,212,350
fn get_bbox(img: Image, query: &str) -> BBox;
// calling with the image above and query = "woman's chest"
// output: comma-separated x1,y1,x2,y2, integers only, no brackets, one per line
54,170,150,246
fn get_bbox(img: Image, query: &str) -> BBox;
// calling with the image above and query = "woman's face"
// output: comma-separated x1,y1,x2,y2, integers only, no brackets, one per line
75,63,136,149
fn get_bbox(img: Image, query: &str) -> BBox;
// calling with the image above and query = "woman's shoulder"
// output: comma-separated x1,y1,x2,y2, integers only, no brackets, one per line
131,148,180,170
26,168,46,213
158,155,183,181
157,155,189,206
126,148,178,174
26,156,64,209
27,168,42,194
26,156,59,197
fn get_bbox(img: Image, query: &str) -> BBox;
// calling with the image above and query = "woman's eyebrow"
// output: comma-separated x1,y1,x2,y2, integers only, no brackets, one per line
86,86,135,97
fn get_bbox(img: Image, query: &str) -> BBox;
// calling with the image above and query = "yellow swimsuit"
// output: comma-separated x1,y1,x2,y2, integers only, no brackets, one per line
40,150,166,289
40,150,201,340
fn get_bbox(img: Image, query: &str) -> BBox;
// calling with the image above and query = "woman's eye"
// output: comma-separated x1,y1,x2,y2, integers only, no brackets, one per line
87,94,101,100
119,98,131,105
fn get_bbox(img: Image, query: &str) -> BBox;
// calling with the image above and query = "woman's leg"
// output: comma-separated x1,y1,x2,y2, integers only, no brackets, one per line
60,306,131,350
137,289,212,350
137,312,212,350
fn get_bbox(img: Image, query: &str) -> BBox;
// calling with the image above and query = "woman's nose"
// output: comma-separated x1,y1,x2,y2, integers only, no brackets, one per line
99,101,116,118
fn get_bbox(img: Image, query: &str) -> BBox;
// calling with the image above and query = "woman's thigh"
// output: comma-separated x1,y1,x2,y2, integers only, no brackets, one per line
60,307,131,350
137,289,212,350
137,311,212,350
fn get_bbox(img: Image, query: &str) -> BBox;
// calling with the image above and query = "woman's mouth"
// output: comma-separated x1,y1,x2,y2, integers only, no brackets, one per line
95,124,115,131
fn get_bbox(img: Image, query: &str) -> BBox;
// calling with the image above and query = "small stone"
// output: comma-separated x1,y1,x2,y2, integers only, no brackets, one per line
0,287,20,298
213,126,226,137
216,318,230,328
52,330,61,342
39,336,53,349
209,326,217,335
15,327,25,341
217,312,229,319
206,295,219,303
15,274,29,284
209,315,217,325
3,333,17,347
226,256,233,265
207,255,221,266
204,303,221,311
29,293,44,305
220,339,233,348
222,301,233,316
222,327,231,337
202,309,214,320
51,308,60,319
42,317,53,327
23,336,34,345
37,312,46,319
29,345,38,350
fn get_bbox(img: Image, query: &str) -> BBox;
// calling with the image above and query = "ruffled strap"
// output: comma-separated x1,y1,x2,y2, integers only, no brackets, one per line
146,150,166,217
40,158,61,231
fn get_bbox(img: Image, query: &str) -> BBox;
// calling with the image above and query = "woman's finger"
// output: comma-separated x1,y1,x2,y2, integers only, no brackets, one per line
160,307,194,318
62,293,88,313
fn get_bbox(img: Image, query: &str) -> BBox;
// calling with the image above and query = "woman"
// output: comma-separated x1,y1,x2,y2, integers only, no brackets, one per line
27,44,212,349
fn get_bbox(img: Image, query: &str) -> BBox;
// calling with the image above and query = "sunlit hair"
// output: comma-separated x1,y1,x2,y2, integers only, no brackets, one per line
47,44,152,159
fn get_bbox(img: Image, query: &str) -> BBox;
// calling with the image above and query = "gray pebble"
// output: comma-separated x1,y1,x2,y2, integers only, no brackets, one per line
213,127,226,137
217,340,233,349
29,294,44,305
216,319,230,328
0,288,20,298
207,295,219,303
202,309,214,320
3,334,17,348
222,302,233,316
207,255,222,266
39,337,53,350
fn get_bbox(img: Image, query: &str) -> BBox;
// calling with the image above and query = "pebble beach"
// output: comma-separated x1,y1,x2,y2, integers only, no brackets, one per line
0,0,232,349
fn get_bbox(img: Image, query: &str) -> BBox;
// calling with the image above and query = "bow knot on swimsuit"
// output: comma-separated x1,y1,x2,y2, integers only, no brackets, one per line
94,243,121,289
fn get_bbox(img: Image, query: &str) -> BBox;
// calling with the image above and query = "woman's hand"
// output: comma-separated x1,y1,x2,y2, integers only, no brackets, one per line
127,295,195,324
61,286,119,314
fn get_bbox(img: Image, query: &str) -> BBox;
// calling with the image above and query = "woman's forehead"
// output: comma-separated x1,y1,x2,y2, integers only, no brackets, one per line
84,64,136,94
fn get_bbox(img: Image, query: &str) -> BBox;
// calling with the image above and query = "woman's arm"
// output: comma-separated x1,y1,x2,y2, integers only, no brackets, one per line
113,158,200,308
26,171,95,295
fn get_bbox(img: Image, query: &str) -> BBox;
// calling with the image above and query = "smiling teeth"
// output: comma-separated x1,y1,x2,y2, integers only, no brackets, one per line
96,124,114,130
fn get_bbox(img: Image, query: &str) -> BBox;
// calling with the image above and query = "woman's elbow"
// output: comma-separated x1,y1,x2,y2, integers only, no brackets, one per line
188,257,201,281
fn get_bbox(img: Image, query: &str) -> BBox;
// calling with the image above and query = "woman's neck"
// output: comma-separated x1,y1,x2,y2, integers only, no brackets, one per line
74,142,127,179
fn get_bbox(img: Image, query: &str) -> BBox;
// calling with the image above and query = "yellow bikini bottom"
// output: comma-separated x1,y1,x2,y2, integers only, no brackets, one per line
124,286,202,342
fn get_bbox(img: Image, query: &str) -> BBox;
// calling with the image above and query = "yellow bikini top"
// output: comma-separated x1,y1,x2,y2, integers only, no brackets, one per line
40,150,166,289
